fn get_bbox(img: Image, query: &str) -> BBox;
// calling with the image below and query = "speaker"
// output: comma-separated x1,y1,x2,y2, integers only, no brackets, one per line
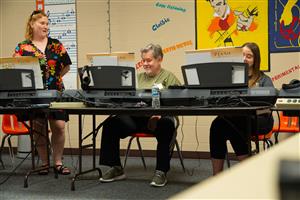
78,65,91,90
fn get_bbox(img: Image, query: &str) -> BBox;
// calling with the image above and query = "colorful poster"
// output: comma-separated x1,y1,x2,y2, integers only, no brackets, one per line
269,0,300,53
196,0,269,71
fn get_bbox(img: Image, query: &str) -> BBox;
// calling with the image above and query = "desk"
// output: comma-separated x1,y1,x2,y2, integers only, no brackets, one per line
50,103,272,191
170,133,300,200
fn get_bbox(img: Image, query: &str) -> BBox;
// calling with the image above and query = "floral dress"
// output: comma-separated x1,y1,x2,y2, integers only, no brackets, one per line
13,37,72,91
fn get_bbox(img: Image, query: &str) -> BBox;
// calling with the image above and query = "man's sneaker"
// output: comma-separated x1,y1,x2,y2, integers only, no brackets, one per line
150,170,167,187
99,166,126,183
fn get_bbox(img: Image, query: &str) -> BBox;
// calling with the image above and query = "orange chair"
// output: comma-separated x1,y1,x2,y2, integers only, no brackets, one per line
0,114,30,169
251,130,274,153
273,112,299,143
123,117,185,172
226,114,299,167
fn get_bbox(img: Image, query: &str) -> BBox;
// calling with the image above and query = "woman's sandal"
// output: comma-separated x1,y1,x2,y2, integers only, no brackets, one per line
54,164,71,175
38,164,50,175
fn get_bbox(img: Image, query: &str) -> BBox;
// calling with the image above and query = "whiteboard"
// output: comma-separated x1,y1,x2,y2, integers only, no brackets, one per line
45,0,77,89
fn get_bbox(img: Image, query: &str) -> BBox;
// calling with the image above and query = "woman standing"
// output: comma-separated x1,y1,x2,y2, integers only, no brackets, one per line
13,10,71,175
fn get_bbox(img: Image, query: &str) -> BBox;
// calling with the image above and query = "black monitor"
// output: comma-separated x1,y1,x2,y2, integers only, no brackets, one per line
0,69,35,91
78,65,136,90
181,62,248,89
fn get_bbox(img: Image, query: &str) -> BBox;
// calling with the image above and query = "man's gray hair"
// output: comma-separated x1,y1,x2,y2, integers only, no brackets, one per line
140,43,163,59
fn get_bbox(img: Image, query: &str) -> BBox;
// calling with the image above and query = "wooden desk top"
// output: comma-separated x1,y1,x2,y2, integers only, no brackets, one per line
171,134,300,200
50,102,271,116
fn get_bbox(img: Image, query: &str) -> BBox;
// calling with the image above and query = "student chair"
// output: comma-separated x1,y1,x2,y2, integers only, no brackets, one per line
251,130,274,153
123,117,185,172
273,112,299,144
0,114,30,169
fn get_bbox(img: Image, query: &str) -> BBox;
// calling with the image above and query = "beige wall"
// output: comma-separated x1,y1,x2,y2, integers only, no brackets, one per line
0,0,299,152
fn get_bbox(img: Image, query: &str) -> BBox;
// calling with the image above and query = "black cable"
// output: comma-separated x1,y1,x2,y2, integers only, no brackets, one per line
62,90,98,106
0,123,46,186
185,116,202,176
179,116,184,151
66,120,77,173
274,110,281,144
0,149,31,185
208,96,245,108
207,95,275,108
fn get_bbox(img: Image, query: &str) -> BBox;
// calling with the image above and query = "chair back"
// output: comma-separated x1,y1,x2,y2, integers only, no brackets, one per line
2,114,29,134
274,112,300,132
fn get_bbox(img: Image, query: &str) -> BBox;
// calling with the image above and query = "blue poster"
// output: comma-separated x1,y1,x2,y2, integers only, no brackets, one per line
269,0,300,53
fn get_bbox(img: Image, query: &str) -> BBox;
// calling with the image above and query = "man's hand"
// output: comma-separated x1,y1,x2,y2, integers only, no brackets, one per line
147,115,161,131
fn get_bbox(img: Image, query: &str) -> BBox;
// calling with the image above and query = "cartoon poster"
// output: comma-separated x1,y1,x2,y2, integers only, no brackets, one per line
269,0,300,53
196,0,269,71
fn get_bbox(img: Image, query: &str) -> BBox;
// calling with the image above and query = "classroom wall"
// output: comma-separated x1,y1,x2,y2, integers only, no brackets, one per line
0,0,299,153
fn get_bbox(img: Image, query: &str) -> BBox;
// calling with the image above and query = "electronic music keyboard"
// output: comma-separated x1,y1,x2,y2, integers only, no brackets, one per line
0,90,60,107
60,87,277,108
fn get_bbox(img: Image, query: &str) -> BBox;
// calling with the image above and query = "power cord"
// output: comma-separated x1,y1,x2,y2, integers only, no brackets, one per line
0,149,31,185
0,124,45,186
273,110,281,144
179,116,184,152
185,116,202,176
66,120,77,174
62,90,98,106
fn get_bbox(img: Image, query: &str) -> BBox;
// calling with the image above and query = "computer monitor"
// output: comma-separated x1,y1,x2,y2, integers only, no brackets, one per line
0,69,35,91
78,65,136,90
181,62,248,89
0,57,44,90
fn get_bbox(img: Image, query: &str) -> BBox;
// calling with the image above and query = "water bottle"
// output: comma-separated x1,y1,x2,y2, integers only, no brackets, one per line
151,84,160,108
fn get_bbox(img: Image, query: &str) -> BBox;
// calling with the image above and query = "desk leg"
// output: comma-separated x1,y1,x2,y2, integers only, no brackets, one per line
71,114,102,191
28,120,35,170
246,116,253,157
92,115,97,169
253,115,260,154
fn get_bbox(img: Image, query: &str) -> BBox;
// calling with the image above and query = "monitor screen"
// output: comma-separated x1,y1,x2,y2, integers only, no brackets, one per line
0,69,35,91
181,62,248,89
78,65,136,90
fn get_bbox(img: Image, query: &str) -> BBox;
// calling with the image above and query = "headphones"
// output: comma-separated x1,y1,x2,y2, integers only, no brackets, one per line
78,65,91,90
282,79,300,90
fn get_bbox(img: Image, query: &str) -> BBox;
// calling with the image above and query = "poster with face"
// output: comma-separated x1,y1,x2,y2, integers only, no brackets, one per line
196,0,269,71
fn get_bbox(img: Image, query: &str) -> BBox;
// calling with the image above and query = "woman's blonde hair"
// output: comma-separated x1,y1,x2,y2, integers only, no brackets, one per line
25,10,48,40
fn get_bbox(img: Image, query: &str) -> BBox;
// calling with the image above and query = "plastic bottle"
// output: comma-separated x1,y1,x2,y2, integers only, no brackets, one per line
151,84,160,108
